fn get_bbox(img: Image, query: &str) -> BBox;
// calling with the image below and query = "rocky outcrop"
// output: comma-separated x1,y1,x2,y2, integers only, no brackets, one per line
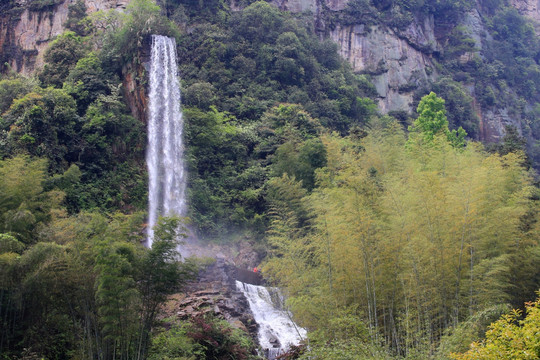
0,0,128,75
271,0,438,113
330,24,435,113
272,0,318,13
159,259,261,347
270,0,534,144
122,60,148,123
510,0,540,25
271,0,349,12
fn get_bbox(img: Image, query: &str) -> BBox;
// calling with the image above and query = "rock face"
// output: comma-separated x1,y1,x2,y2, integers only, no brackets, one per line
510,0,540,25
0,0,128,75
159,259,261,350
329,24,435,113
270,0,531,143
269,0,438,114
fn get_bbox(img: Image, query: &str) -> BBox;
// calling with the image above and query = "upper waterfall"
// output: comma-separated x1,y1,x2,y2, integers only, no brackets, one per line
146,35,187,246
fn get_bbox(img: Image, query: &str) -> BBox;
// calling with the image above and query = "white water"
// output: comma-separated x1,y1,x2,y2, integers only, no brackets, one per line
236,281,307,359
146,35,186,246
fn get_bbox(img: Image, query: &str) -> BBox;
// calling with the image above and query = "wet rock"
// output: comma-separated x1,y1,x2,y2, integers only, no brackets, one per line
159,258,260,345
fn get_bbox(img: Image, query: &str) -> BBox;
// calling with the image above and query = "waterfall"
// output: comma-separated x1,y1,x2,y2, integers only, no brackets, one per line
236,281,307,359
146,35,186,246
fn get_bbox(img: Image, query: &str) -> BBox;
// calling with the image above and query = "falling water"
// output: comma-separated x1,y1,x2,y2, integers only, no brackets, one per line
146,35,186,246
236,281,307,359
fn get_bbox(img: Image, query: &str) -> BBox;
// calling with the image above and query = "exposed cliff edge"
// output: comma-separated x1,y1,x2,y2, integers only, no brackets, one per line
1,0,128,75
272,0,539,146
510,0,540,25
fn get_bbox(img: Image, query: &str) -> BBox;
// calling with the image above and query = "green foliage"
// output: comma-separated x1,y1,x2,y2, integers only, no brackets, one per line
3,22,146,212
64,0,92,36
272,138,327,191
427,0,474,22
161,0,230,25
490,125,528,156
235,2,284,43
0,156,62,244
101,0,180,66
484,7,540,100
0,233,24,254
140,216,197,312
0,75,38,114
27,0,63,11
436,304,510,359
444,26,478,60
39,31,88,88
2,87,80,172
264,124,538,357
0,211,196,359
173,0,382,234
409,92,468,148
430,78,478,139
452,293,540,359
187,314,257,360
432,4,540,168
410,92,449,142
64,52,110,114
178,1,375,133
295,308,391,359
148,322,203,360
185,106,259,234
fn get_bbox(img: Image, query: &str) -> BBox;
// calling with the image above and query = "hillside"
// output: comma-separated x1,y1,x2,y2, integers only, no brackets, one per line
0,0,540,359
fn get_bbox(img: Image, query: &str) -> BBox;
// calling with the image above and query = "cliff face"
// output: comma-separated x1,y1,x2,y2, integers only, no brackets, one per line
0,0,151,122
510,0,540,24
272,0,438,114
0,0,128,75
272,0,539,144
329,22,436,113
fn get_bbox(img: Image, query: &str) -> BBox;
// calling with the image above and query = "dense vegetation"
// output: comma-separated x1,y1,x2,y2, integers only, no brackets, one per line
1,0,540,359
0,156,197,359
178,1,378,236
0,1,201,359
263,95,540,358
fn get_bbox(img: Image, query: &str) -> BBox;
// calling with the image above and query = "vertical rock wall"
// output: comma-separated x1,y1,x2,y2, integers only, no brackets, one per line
271,0,535,143
329,23,435,113
510,0,540,25
0,0,128,75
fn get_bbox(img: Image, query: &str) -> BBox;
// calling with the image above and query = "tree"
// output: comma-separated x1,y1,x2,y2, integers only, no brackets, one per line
0,156,64,244
409,92,468,148
3,87,80,172
263,121,537,357
64,0,92,36
64,52,110,115
39,32,88,88
410,92,449,142
136,216,197,359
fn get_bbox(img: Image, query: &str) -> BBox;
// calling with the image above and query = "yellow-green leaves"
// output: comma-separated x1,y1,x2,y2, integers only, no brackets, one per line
452,294,540,360
263,120,537,357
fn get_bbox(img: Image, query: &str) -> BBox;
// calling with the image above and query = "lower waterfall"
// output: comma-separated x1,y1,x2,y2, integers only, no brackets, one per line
236,281,306,359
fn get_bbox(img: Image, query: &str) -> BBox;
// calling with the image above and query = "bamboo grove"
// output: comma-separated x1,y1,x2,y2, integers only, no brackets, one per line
263,102,540,358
